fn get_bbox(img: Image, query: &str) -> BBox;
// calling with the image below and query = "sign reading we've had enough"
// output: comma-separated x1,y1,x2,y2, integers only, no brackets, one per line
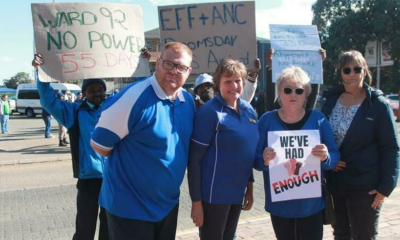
158,2,256,74
268,130,321,202
270,25,322,84
32,3,150,82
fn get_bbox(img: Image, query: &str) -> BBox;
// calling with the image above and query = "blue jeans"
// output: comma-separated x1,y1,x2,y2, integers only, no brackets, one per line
43,116,52,137
0,114,9,133
329,187,380,240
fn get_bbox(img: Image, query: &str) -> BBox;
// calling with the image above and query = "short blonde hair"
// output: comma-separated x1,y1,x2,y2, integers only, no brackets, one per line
275,66,311,107
213,58,247,93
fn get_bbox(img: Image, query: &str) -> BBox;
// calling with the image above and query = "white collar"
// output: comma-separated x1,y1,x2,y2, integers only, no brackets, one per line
150,73,185,102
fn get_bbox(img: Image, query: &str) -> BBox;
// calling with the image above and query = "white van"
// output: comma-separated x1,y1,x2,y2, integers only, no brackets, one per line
16,83,81,117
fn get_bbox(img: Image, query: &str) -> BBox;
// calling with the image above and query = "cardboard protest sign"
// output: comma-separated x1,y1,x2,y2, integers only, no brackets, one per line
268,130,321,202
270,25,322,84
158,1,256,74
32,3,150,82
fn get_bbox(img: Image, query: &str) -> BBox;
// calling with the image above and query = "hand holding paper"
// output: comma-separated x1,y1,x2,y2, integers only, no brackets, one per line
263,147,276,166
311,144,328,161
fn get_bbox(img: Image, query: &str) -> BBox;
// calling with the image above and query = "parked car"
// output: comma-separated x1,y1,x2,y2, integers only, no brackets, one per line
386,94,399,117
16,83,81,118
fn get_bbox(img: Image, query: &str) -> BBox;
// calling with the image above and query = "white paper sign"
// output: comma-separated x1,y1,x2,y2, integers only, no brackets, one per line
158,1,257,74
270,25,322,84
32,3,150,82
272,50,322,84
268,130,321,202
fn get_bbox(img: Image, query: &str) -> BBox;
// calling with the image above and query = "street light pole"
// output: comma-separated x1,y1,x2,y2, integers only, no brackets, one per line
376,39,381,89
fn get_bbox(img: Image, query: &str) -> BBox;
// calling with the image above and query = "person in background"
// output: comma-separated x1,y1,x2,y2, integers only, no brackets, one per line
65,91,74,102
321,50,400,240
112,89,119,96
56,92,69,147
397,89,400,122
251,91,266,118
255,66,339,240
0,95,11,134
33,54,110,240
188,59,259,240
74,92,84,103
91,42,195,240
42,108,54,138
193,59,261,110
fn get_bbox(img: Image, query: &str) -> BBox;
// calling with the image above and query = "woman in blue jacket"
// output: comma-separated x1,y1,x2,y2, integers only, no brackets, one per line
255,66,339,240
188,59,259,240
321,50,400,240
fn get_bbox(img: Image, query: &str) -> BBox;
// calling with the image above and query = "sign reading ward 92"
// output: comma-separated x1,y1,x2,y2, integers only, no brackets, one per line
32,3,150,82
158,1,257,74
270,25,322,84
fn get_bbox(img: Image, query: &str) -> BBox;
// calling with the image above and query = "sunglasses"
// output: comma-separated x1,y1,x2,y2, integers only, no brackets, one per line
342,67,363,75
283,87,304,95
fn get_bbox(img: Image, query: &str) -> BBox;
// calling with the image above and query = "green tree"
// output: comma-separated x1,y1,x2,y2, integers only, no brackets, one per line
312,0,400,92
3,72,33,89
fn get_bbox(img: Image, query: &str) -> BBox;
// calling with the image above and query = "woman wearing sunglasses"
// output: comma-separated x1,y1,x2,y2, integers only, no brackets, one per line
321,50,399,239
255,66,339,239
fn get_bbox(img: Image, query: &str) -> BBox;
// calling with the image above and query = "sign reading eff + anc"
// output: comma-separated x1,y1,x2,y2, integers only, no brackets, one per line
158,1,257,74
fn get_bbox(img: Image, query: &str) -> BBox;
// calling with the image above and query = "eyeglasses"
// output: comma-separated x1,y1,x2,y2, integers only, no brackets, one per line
160,59,190,74
342,67,363,75
283,87,304,95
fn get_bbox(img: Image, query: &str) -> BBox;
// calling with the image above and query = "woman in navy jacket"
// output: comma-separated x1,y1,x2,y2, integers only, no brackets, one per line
321,50,400,240
188,59,259,240
255,66,339,240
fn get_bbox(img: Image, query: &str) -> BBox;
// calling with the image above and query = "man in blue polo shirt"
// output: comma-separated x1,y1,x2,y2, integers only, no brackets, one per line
91,42,195,240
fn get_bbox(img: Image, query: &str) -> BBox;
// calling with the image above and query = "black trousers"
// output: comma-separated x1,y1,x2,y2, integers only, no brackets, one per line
329,187,381,240
106,203,179,240
72,178,109,240
199,202,242,240
270,210,323,240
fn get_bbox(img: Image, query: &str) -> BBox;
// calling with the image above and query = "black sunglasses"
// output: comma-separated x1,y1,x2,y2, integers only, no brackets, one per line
342,67,363,75
283,87,304,95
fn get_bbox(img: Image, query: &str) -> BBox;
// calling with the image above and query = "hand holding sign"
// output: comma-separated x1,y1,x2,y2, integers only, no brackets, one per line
311,144,328,161
263,147,276,166
32,54,44,68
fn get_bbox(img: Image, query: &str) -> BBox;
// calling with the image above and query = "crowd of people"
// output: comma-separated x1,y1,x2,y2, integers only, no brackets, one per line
30,42,400,240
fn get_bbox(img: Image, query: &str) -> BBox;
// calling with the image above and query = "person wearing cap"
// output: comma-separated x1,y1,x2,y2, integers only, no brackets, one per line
74,92,84,103
193,59,261,110
56,92,69,146
32,54,109,240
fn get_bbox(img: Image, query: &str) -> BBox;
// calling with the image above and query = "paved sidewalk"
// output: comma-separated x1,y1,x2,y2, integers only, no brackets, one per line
0,116,70,165
176,187,400,240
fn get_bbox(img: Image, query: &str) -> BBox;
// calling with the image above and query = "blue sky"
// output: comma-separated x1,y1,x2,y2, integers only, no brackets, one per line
0,0,315,84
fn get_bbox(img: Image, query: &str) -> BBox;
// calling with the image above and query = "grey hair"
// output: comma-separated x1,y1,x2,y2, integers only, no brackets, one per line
274,66,311,107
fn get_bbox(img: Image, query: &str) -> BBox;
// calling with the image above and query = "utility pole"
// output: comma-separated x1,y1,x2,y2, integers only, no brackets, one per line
376,40,381,89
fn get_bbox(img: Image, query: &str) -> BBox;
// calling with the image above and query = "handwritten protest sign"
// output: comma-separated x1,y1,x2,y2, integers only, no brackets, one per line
32,3,150,82
158,1,256,74
270,25,322,84
268,130,321,202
